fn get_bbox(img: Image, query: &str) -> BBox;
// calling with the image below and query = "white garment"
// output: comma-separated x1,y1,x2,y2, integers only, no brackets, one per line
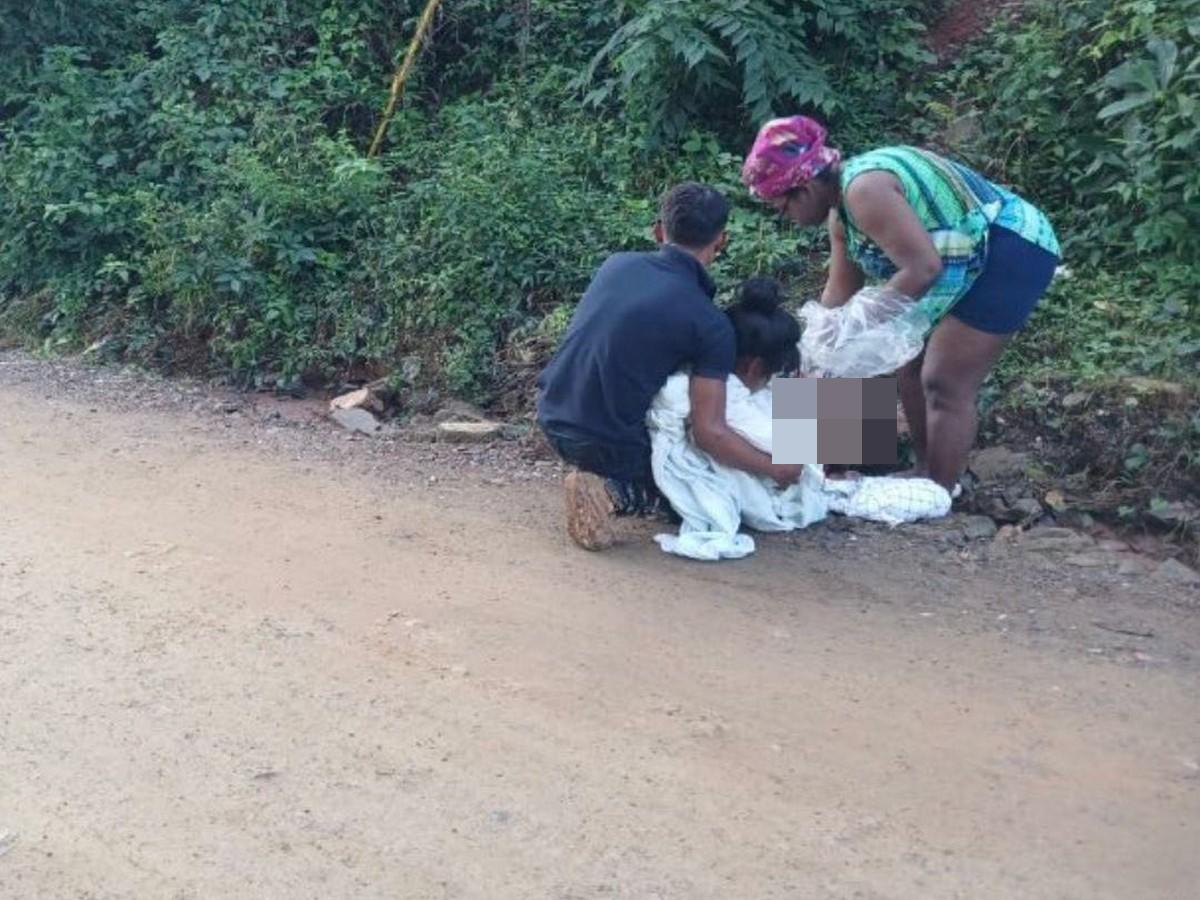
646,374,951,560
821,476,952,527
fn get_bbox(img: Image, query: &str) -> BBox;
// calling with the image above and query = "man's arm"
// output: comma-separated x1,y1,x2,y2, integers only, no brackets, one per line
689,375,803,487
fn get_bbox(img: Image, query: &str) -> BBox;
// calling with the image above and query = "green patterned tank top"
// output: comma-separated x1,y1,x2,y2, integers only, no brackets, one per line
838,147,1060,323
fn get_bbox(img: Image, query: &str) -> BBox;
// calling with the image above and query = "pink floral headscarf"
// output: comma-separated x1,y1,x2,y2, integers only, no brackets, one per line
741,116,842,200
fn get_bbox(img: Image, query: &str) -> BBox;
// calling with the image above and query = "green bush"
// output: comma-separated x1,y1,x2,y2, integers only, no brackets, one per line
913,0,1199,267
1,0,1194,406
906,0,1199,390
577,0,938,148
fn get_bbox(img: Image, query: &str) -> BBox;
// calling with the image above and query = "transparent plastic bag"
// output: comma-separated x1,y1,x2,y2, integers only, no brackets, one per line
798,286,932,378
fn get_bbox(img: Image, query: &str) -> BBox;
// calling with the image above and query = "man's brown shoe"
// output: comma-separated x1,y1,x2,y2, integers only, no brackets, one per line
563,468,616,550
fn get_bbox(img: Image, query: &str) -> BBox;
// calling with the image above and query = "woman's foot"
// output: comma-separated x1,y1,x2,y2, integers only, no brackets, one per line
563,469,616,551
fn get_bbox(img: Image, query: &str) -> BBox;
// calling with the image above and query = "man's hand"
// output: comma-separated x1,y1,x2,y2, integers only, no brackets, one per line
768,463,805,488
690,375,780,480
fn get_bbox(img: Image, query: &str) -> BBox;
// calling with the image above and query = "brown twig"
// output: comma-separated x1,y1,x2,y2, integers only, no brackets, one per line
367,0,445,158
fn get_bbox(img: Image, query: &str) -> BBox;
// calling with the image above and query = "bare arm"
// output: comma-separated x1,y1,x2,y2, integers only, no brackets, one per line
820,208,864,308
689,376,803,487
843,171,943,300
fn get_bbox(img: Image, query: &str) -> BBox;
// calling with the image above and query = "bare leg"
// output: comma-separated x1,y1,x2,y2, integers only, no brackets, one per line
920,317,1011,490
897,350,928,474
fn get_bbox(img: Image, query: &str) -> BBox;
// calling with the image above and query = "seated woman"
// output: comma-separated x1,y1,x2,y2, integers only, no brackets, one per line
727,276,801,390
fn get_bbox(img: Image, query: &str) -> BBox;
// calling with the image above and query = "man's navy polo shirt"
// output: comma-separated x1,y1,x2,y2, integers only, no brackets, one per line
536,244,736,449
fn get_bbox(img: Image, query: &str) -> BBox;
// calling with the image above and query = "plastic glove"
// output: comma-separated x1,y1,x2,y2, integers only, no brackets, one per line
798,286,931,378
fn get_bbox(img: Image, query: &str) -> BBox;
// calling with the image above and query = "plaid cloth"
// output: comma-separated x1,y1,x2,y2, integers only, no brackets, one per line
839,147,1060,325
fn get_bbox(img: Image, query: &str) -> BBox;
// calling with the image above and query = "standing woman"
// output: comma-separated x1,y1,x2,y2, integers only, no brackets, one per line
741,116,1060,491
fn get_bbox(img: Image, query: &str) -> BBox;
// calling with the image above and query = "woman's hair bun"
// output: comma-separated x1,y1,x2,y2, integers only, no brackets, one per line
736,275,783,315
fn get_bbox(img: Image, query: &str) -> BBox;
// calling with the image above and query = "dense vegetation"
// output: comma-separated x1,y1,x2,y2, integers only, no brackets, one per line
1,0,1196,417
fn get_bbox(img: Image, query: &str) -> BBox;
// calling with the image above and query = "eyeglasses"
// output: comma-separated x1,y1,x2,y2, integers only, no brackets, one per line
766,194,792,214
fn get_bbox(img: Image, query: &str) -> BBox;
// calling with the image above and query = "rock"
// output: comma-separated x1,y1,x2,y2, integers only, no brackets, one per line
330,378,400,415
330,387,380,414
1123,377,1184,397
1055,509,1096,531
986,497,1014,522
1064,552,1112,568
407,426,441,443
331,407,381,435
989,496,1042,523
1001,484,1027,506
993,524,1020,544
1061,391,1090,409
1044,489,1068,512
1147,501,1197,529
1010,498,1044,521
1117,556,1154,577
1153,558,1200,588
1019,526,1094,554
968,447,1029,483
1095,538,1130,553
437,421,504,443
963,515,998,541
433,400,488,425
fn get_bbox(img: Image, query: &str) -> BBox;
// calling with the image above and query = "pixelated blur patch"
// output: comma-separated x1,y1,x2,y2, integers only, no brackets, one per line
772,377,897,465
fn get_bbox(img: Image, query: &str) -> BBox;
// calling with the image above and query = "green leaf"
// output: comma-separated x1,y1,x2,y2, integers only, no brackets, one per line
1147,38,1178,88
97,152,118,169
1098,93,1153,119
1104,60,1158,94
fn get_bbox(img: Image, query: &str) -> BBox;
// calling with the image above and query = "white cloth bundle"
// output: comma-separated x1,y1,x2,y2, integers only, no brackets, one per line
646,374,951,561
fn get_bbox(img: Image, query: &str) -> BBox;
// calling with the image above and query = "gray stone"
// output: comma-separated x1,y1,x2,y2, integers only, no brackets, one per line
969,447,1029,483
329,386,385,415
1001,484,1029,507
1147,501,1197,529
437,421,504,443
433,400,488,424
963,515,998,541
993,524,1020,545
1061,391,1090,409
331,407,381,435
1010,498,1044,520
1154,558,1200,588
1019,527,1094,554
1117,557,1154,577
1123,377,1184,397
1064,552,1112,568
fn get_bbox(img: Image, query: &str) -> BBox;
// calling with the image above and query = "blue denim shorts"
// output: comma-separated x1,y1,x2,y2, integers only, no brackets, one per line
949,225,1059,334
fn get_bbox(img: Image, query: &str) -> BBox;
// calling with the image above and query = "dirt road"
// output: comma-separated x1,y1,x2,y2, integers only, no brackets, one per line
1,356,1197,899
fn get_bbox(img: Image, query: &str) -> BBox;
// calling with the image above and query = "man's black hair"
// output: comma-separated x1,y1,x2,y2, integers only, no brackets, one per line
658,182,730,249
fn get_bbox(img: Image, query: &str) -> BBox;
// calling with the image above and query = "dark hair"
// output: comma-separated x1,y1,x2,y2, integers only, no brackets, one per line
658,182,730,249
814,165,839,187
727,276,801,376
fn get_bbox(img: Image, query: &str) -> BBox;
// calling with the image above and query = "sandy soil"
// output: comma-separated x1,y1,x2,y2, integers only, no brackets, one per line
1,353,1197,899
